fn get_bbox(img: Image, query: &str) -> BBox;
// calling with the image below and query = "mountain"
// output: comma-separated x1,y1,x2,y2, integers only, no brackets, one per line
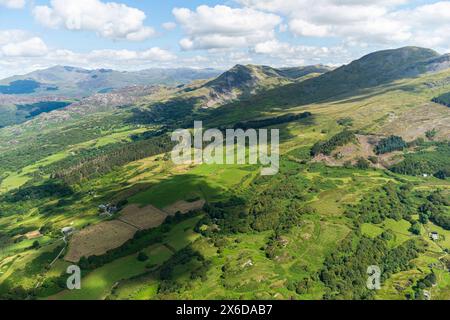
226,47,449,111
0,66,222,98
405,53,450,75
204,64,332,93
185,64,331,105
275,65,334,79
126,63,333,124
317,46,440,88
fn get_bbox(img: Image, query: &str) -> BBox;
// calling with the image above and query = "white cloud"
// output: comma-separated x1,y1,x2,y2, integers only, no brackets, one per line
0,30,29,45
1,37,48,57
0,0,25,9
394,1,450,49
236,0,412,45
289,19,330,37
173,5,281,50
33,0,155,41
253,39,349,66
0,30,48,57
87,47,176,62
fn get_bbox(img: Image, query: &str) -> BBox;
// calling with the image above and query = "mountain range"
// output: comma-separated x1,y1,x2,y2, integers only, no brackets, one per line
0,66,222,97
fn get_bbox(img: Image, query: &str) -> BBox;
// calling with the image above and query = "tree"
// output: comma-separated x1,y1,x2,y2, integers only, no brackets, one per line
31,240,40,249
368,156,378,164
337,117,353,127
137,251,149,262
425,129,437,140
375,136,407,154
409,222,421,235
355,157,370,169
434,169,449,180
419,213,429,224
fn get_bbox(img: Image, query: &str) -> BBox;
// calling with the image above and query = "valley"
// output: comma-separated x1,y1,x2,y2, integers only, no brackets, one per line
0,47,449,301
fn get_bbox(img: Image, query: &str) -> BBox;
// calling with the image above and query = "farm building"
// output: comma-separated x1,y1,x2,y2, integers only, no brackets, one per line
98,203,118,216
61,227,75,236
430,232,439,241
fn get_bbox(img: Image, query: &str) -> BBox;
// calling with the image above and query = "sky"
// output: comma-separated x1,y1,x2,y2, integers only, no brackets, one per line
0,0,449,78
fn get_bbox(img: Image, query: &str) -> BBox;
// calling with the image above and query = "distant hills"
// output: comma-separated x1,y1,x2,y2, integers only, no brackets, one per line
0,66,222,98
0,63,332,128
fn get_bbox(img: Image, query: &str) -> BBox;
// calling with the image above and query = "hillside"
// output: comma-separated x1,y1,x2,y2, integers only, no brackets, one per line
201,47,450,124
0,47,449,301
126,63,332,125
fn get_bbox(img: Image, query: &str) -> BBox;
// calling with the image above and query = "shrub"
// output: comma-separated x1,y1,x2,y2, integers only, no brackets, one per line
137,251,149,262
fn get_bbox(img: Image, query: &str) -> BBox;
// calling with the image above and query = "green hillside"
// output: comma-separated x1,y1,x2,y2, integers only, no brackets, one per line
0,47,449,301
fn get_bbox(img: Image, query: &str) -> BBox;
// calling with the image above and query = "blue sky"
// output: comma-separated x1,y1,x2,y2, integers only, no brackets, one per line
0,0,449,78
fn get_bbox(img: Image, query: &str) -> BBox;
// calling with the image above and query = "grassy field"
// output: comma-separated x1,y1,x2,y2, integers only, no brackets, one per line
49,215,202,300
50,244,173,300
129,163,257,208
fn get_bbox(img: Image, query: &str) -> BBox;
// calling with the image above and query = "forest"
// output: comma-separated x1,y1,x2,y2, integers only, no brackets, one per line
48,135,174,184
389,142,450,177
432,92,450,107
375,135,407,154
310,130,356,156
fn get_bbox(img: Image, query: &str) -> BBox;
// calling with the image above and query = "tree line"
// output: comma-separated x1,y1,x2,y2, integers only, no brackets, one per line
311,130,356,156
48,135,174,185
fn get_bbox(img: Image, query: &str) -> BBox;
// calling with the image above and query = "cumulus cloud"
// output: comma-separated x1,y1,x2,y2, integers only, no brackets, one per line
0,30,48,57
236,0,412,45
0,0,25,9
394,1,450,49
86,47,176,62
253,39,350,66
1,37,48,57
0,30,29,45
33,0,155,41
173,5,281,50
288,20,330,37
